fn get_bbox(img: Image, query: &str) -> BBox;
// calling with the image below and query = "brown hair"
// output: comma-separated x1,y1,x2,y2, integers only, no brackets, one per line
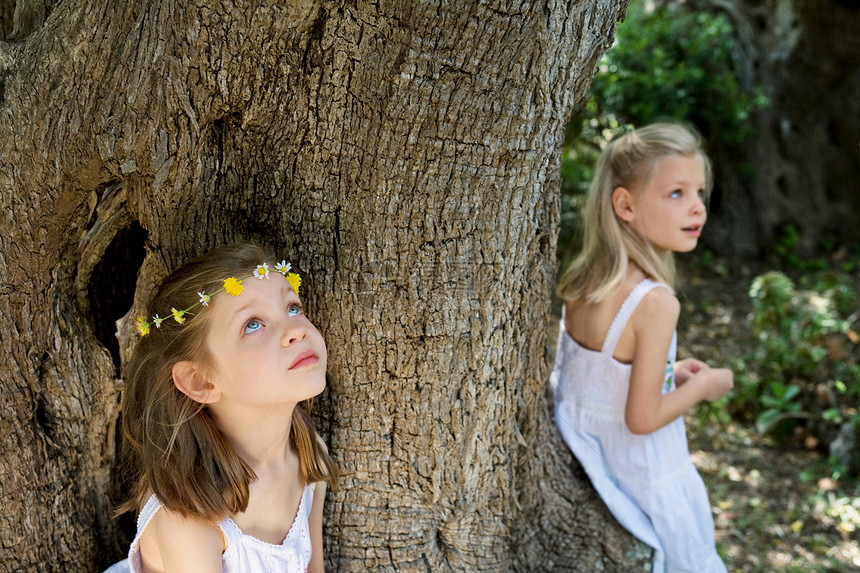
118,243,337,521
557,122,712,303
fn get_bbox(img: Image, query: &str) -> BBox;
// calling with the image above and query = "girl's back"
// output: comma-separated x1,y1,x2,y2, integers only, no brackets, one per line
554,276,688,463
564,267,651,365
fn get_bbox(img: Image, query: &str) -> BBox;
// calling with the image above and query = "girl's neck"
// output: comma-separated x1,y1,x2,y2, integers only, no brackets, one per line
626,260,647,283
212,404,296,471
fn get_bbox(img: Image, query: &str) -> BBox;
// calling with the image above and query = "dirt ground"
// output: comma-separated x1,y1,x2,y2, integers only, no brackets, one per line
676,255,860,572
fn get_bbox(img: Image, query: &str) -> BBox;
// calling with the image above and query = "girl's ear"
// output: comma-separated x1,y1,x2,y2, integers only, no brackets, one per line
612,186,636,223
172,361,221,404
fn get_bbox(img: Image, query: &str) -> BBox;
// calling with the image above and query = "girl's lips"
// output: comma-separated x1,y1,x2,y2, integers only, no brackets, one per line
289,350,319,370
683,224,703,237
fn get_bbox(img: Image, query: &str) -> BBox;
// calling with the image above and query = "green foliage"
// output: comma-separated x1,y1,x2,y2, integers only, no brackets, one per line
756,381,803,437
773,224,830,271
585,2,764,146
735,270,860,446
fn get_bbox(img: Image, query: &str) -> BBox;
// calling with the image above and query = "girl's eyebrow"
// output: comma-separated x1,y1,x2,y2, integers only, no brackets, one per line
281,284,301,302
664,177,702,188
228,286,299,327
228,298,260,328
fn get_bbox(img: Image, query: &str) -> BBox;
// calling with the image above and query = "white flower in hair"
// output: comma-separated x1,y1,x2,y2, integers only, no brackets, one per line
198,292,210,306
275,260,291,275
254,263,270,280
153,314,164,328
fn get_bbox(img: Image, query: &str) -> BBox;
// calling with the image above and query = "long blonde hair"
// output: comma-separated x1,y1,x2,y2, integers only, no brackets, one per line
557,122,712,303
118,243,337,521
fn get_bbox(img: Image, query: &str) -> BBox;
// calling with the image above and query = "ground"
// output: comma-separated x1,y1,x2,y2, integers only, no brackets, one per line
677,255,860,572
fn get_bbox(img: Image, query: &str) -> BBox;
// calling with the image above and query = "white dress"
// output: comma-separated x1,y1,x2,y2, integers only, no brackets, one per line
104,483,315,573
551,279,726,573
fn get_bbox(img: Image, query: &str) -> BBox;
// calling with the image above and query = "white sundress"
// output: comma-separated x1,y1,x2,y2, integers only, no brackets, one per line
551,279,726,573
104,483,315,573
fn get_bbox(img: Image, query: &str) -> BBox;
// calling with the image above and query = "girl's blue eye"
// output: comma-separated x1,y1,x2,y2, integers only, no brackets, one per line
670,189,682,198
243,319,262,334
288,304,302,317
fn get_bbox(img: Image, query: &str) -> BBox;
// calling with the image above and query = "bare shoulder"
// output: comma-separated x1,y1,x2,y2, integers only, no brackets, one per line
309,480,327,514
139,506,224,572
632,286,680,331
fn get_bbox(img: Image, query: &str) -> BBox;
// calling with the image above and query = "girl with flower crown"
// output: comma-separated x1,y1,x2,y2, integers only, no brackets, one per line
106,243,337,573
551,123,733,572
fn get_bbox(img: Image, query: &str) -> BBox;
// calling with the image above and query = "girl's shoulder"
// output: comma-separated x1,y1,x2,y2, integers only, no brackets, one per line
621,267,677,315
638,282,679,311
628,282,680,339
139,502,224,572
633,280,679,317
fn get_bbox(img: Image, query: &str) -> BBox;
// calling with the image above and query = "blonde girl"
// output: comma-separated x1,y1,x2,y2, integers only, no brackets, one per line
107,243,337,573
551,123,733,572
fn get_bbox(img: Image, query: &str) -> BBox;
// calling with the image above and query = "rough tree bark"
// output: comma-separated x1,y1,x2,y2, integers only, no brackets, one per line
0,1,651,571
684,0,860,256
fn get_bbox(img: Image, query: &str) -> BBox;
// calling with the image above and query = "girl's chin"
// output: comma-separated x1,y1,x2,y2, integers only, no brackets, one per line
299,373,327,400
672,239,701,253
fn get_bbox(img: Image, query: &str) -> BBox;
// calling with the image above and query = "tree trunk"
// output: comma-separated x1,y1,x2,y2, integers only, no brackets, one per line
0,1,651,571
687,0,860,256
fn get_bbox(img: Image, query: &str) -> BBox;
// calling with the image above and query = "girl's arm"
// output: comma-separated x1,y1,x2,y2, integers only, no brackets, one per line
307,481,328,573
139,507,224,573
625,289,733,435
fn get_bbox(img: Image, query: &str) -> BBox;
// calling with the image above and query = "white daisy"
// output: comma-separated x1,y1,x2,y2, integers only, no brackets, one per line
153,314,164,328
198,292,210,306
275,260,291,275
254,263,270,280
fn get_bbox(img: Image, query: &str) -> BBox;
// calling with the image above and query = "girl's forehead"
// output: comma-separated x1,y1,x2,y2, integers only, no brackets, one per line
212,274,297,317
656,153,704,174
643,153,704,186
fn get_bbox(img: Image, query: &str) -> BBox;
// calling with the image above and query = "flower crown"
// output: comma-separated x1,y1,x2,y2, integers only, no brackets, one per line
134,260,301,336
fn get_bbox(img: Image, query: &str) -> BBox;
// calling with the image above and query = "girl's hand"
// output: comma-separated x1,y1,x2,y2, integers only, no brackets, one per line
674,358,708,386
700,367,734,402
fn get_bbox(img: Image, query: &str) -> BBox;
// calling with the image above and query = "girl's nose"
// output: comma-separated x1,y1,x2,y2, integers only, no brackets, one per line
281,321,307,346
691,193,706,213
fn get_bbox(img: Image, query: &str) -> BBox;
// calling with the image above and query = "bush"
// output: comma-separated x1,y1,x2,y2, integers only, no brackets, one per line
733,270,860,474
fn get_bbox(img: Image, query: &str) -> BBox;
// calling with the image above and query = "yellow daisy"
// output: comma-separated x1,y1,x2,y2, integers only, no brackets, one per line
286,272,301,296
135,316,151,336
223,277,244,296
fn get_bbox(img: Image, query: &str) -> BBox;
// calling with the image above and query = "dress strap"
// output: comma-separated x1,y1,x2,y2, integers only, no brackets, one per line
135,495,163,539
601,279,670,356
